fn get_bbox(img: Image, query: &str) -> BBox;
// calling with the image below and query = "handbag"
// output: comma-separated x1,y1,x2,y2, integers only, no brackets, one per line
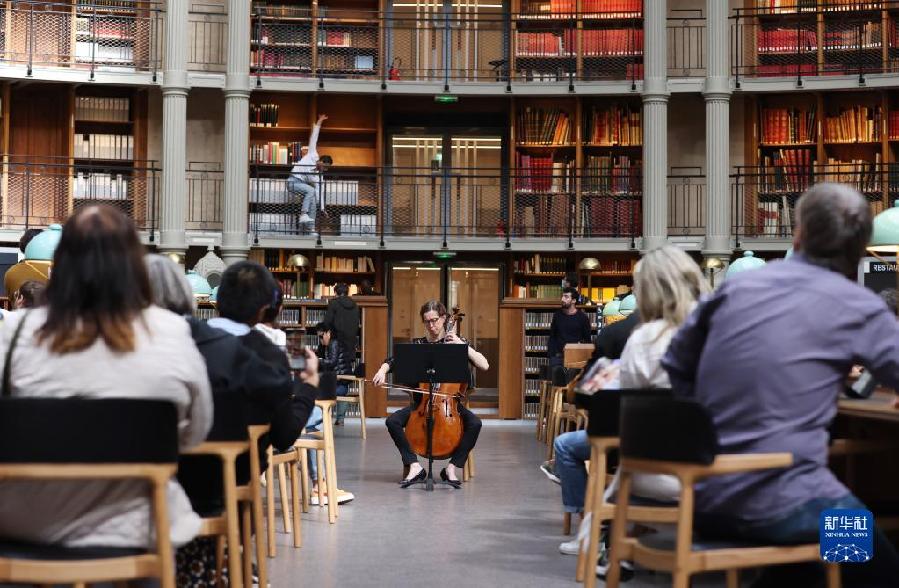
2,312,30,398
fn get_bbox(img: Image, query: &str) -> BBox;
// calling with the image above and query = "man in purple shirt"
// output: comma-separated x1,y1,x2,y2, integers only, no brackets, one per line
662,183,899,587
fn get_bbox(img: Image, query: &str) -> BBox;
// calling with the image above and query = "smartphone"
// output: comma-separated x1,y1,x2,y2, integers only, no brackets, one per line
288,346,306,371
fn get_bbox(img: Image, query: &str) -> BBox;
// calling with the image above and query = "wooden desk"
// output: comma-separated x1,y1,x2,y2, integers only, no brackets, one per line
839,390,899,424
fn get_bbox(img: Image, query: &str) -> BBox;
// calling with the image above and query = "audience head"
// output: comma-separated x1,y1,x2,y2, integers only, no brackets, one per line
317,321,334,345
19,228,42,254
38,205,150,353
144,254,196,316
260,285,283,325
216,261,280,326
880,288,898,317
794,183,871,278
634,245,710,330
335,282,349,297
561,286,579,309
14,280,46,309
360,279,375,295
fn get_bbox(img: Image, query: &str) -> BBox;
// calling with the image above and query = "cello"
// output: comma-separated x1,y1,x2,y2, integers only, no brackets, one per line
404,306,468,459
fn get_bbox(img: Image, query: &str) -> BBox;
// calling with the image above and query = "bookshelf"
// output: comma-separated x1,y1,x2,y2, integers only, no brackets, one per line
251,0,380,78
248,247,383,299
71,86,148,218
510,96,643,238
248,92,381,236
745,90,895,236
510,0,643,82
498,297,599,419
507,252,634,302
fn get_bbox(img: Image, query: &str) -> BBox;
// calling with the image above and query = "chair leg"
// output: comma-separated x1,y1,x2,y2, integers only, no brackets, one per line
215,535,226,588
264,456,276,559
469,449,475,478
288,456,302,548
359,392,367,440
578,445,601,583
825,563,842,588
251,484,268,588
315,450,326,507
240,502,253,588
672,572,690,588
222,461,243,588
726,569,739,588
604,473,633,588
299,450,310,513
323,413,339,524
563,511,572,535
277,462,291,533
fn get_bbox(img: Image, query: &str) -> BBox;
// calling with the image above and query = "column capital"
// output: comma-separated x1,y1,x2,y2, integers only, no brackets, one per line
225,74,252,94
642,76,668,98
702,75,731,98
161,85,190,98
220,232,251,265
158,230,188,252
162,70,190,92
702,237,732,257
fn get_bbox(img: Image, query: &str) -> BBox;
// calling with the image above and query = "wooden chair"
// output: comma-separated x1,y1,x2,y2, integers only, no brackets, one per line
244,425,271,588
605,396,840,588
0,398,179,588
536,378,552,441
294,399,340,523
265,445,302,557
337,367,367,439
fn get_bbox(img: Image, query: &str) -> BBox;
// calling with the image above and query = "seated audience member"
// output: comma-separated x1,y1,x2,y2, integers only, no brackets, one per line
145,254,318,585
662,183,899,587
255,285,288,352
207,261,318,453
0,205,212,550
317,321,353,425
14,279,46,309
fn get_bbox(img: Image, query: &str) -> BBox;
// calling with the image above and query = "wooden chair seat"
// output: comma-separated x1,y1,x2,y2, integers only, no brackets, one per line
336,374,367,439
293,400,340,524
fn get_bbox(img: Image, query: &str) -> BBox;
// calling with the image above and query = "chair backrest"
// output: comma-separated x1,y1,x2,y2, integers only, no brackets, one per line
0,397,178,464
318,371,337,400
584,388,672,438
619,395,719,465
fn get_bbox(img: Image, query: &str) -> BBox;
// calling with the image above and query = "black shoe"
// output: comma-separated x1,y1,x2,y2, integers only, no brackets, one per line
440,468,462,489
400,469,426,488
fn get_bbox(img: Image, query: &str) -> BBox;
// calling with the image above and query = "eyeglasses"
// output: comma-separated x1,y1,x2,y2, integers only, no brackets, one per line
422,317,442,325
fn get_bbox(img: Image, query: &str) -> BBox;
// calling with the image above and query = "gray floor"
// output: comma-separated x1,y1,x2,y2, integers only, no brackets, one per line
267,419,732,588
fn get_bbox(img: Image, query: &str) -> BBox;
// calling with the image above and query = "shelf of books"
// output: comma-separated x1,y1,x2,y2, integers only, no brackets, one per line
510,0,643,82
248,92,380,236
743,90,895,237
251,0,380,78
740,1,899,78
510,96,642,238
247,247,382,299
498,297,600,419
70,86,149,221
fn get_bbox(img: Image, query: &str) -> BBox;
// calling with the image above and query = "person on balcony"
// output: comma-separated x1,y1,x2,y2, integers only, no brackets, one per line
288,113,333,236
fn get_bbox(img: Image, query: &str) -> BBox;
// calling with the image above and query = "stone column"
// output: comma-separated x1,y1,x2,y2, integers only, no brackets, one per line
221,0,252,265
641,0,668,251
703,0,732,263
158,0,189,258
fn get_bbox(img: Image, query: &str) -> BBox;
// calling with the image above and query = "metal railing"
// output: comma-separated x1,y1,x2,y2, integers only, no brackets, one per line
186,162,223,230
667,13,705,77
248,166,644,244
0,157,159,232
732,3,899,82
188,3,226,72
0,1,163,76
731,162,896,241
667,168,705,236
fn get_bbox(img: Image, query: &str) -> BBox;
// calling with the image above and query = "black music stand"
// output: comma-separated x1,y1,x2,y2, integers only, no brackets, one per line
393,343,470,491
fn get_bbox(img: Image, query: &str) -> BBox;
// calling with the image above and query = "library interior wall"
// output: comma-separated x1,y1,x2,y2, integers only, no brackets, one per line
186,88,226,166
147,88,162,165
668,94,706,172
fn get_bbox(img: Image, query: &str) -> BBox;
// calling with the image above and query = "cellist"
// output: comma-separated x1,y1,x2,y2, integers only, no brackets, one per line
372,300,489,487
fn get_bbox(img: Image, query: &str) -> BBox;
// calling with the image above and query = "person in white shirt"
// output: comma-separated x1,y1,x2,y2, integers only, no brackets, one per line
288,113,332,235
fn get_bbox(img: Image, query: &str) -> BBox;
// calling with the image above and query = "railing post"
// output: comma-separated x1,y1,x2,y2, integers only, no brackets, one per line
733,13,740,88
443,9,450,92
27,4,33,76
857,20,865,84
89,9,96,80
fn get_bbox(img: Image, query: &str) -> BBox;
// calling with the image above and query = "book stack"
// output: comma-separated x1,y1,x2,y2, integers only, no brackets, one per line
891,110,899,139
306,308,326,325
524,311,555,328
250,178,289,203
824,21,882,51
252,49,311,70
822,1,882,11
524,334,550,351
824,106,882,143
75,96,130,121
581,0,642,17
585,105,641,145
75,42,133,63
517,32,573,57
761,107,816,144
75,17,132,40
194,306,218,320
252,3,311,18
277,308,301,323
249,141,302,164
516,107,572,144
760,149,815,193
75,134,134,159
821,157,882,192
583,155,640,194
757,63,817,77
250,103,280,127
525,356,549,375
315,255,375,273
317,30,352,47
515,155,573,193
755,0,817,14
73,172,130,200
582,29,643,56
758,28,818,53
314,283,362,298
515,254,567,273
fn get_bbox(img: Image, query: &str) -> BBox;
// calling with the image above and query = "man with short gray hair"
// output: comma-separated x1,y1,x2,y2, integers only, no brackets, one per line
662,183,899,586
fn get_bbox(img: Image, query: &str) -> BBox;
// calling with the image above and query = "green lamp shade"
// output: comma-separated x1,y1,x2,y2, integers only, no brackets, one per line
24,224,63,261
726,251,766,279
619,294,637,315
868,202,899,253
602,298,621,317
186,270,213,297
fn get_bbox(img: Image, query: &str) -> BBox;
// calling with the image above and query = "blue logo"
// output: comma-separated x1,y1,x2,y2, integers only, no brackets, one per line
820,509,873,563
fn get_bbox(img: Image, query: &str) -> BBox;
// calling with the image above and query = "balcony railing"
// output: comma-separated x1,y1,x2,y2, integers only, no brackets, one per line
186,162,223,231
0,1,163,75
0,158,160,232
188,3,226,73
731,163,896,241
731,2,899,82
667,14,705,78
667,168,705,236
